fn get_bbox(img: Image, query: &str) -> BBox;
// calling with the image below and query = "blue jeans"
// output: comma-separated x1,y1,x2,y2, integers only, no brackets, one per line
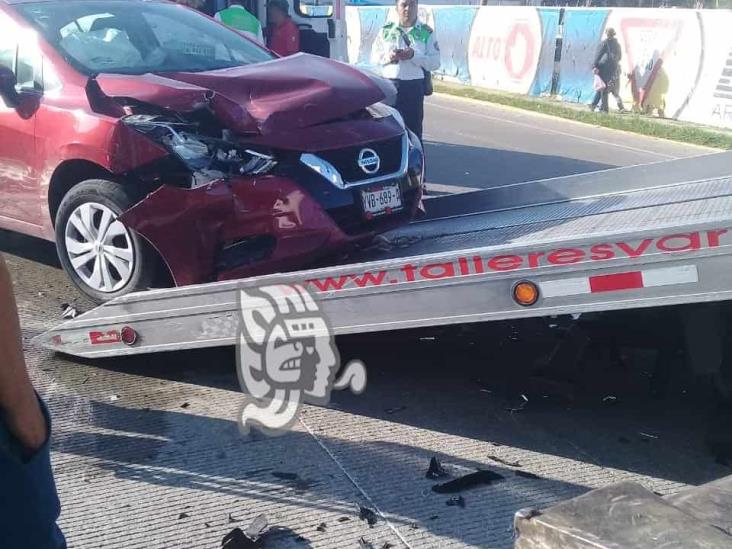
0,396,66,549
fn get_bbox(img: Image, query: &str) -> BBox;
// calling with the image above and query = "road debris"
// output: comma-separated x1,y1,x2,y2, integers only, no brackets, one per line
639,432,659,440
181,402,190,409
222,515,268,549
359,506,378,527
337,517,350,523
271,472,312,491
385,406,406,415
109,395,119,402
271,472,298,481
228,513,241,524
486,453,522,468
316,522,327,533
515,471,541,481
446,496,466,508
603,395,618,403
506,394,529,413
178,512,189,519
358,537,375,549
425,457,450,480
432,469,504,493
61,303,79,319
515,508,541,520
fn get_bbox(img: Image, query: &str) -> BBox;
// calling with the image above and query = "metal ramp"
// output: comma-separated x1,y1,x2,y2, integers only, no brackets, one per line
35,152,732,359
514,475,732,548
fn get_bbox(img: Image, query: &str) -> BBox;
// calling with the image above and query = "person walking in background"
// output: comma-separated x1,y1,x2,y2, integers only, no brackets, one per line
266,0,300,57
371,0,440,142
0,255,66,549
590,27,623,114
216,1,264,44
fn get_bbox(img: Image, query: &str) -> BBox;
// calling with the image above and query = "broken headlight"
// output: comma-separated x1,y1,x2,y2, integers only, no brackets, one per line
123,115,276,188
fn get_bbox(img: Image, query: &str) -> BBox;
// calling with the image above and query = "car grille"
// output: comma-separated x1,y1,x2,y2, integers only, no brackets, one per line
316,135,404,184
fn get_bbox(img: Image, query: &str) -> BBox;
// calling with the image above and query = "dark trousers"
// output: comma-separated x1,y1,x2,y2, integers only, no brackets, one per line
591,89,610,113
0,396,66,549
391,78,425,141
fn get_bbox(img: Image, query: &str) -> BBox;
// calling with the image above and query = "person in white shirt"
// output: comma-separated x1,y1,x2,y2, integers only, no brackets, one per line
370,0,440,141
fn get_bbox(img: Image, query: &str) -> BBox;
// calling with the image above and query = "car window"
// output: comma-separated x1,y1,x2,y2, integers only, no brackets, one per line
16,1,273,76
0,12,18,73
0,11,43,93
296,0,334,18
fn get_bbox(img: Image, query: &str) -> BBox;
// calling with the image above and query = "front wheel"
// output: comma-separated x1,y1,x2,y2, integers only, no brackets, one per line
55,179,157,304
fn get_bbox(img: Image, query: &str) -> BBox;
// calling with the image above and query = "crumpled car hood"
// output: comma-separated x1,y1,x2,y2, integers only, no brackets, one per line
95,53,390,136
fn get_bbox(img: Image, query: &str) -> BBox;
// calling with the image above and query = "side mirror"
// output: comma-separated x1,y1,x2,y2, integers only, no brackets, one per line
0,65,19,107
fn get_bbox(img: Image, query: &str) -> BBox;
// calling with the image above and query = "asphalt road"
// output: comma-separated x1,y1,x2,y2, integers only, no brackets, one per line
423,94,714,195
2,103,729,549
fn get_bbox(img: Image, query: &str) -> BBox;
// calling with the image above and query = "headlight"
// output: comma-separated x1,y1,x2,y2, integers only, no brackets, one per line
123,115,276,186
367,102,405,130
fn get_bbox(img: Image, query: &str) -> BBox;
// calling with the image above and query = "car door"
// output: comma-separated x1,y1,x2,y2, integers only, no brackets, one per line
0,10,41,225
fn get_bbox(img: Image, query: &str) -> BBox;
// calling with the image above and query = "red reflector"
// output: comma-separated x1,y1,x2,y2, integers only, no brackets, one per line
589,271,643,293
120,326,138,346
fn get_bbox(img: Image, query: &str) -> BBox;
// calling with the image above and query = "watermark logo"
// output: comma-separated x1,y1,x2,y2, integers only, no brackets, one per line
236,284,367,436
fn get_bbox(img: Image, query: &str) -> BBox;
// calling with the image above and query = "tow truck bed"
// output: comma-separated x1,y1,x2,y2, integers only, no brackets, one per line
36,152,732,358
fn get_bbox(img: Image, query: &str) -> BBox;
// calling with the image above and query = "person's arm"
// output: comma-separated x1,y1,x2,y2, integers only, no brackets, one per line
410,31,440,72
0,255,47,455
593,40,607,69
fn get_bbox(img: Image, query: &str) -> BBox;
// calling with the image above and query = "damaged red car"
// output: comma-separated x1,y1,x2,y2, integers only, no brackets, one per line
0,0,424,302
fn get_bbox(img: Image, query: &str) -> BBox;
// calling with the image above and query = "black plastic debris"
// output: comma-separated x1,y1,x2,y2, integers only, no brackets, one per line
358,537,375,549
316,522,327,533
381,543,394,549
425,457,450,480
385,406,406,415
178,512,189,519
271,471,312,491
446,496,466,508
515,471,541,480
222,523,267,549
359,506,378,527
181,402,190,409
271,472,298,481
486,453,522,468
515,507,541,520
61,303,79,320
432,470,504,494
337,517,350,523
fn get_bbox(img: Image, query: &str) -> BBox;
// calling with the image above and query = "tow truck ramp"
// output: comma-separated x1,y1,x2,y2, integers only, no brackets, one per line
36,152,732,359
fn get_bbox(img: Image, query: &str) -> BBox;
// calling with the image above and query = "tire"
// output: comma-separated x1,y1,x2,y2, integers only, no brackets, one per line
55,179,157,304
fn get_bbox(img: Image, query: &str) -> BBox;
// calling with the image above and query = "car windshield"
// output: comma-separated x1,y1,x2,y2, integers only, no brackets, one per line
15,1,274,75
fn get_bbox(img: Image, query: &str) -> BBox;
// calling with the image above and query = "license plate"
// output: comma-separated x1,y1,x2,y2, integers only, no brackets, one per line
361,183,403,218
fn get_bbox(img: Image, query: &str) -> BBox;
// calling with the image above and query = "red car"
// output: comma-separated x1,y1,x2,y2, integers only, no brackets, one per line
0,0,424,302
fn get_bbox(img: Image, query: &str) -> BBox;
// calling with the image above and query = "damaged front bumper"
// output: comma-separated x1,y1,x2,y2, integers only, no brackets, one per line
120,170,424,287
